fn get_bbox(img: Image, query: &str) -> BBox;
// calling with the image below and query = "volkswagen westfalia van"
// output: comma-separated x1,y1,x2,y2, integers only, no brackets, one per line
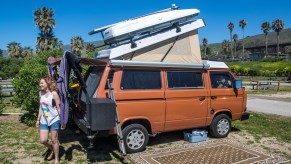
70,58,249,153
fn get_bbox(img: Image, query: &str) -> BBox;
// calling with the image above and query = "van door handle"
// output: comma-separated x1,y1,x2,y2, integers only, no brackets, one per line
211,96,217,99
199,97,206,101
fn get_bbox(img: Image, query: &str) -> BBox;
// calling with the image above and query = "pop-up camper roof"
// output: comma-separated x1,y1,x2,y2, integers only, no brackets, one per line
89,4,206,64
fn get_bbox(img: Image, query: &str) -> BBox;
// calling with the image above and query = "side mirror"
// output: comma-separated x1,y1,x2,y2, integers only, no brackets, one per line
235,80,242,89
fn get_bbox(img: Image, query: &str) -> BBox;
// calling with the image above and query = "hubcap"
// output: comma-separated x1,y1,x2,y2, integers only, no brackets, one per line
126,129,145,150
217,118,230,135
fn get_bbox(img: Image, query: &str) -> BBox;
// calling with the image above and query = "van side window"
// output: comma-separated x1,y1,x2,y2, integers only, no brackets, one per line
121,70,162,90
105,70,115,89
81,66,105,101
210,72,233,88
167,71,204,88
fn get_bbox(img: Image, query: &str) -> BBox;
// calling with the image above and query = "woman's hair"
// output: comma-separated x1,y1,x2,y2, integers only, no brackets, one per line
41,76,58,92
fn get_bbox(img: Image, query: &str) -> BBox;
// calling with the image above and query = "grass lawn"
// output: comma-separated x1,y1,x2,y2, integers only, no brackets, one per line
0,112,290,163
2,106,24,113
233,112,291,143
0,115,122,164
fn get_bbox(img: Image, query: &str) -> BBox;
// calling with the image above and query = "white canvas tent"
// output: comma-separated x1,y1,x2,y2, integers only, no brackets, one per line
118,30,202,63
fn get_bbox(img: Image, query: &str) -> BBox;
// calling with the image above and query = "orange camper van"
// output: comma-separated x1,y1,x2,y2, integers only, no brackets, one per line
68,57,249,153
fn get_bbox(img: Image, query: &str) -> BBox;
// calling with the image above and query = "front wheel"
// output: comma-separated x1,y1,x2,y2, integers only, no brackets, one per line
209,114,231,138
122,124,149,153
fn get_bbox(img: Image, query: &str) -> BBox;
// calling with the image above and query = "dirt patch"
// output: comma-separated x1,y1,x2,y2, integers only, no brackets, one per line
0,114,21,123
229,131,291,160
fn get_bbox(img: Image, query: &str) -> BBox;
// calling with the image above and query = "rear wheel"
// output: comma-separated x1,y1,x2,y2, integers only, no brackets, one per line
209,114,231,138
122,124,149,153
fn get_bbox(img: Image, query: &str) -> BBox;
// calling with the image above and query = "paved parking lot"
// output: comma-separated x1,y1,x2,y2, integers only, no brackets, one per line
247,93,291,117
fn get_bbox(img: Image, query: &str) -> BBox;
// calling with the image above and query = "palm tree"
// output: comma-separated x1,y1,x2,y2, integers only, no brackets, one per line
228,22,234,59
51,38,63,50
34,7,56,51
22,47,34,59
86,43,96,55
233,34,238,58
71,36,84,57
239,19,247,60
272,19,284,58
222,40,230,59
36,32,53,51
202,38,208,59
34,7,55,34
261,22,271,57
7,42,22,58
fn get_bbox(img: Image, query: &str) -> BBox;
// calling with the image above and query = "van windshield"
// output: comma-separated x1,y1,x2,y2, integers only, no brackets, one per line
80,66,105,102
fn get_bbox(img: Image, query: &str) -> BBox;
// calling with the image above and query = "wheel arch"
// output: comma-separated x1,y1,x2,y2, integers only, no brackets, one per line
121,118,152,134
213,110,232,120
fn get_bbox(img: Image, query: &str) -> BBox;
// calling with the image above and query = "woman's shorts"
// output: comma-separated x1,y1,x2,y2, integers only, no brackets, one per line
40,120,60,131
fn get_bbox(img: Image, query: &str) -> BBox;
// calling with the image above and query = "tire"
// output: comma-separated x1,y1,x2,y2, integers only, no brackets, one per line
122,124,149,153
209,114,231,138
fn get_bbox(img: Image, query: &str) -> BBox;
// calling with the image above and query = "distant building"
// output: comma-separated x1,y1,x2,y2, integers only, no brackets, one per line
248,53,265,61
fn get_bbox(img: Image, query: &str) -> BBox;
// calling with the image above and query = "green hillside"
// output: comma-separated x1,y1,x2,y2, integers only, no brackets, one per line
206,28,291,53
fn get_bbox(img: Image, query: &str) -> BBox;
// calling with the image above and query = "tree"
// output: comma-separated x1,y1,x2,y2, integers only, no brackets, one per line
222,40,230,59
206,47,212,57
272,19,284,58
233,34,238,58
7,42,22,58
34,7,56,52
0,49,3,58
0,58,24,79
22,47,34,59
51,38,63,50
261,22,271,57
202,38,208,59
13,49,63,126
227,22,234,59
71,36,84,57
86,43,96,55
239,19,247,60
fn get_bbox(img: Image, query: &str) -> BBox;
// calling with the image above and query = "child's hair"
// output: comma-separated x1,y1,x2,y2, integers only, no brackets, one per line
41,76,58,92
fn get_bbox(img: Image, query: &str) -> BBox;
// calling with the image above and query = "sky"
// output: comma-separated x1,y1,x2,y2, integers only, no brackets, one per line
0,0,290,50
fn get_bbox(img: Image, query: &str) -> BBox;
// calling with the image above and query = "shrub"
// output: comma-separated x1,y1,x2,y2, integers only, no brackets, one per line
241,67,250,76
248,69,258,76
261,70,272,77
0,58,24,80
229,65,240,75
274,68,284,77
283,66,291,78
13,49,63,126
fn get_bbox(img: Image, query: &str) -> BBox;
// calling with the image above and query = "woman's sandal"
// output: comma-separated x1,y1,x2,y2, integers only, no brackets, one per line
47,150,54,161
46,143,54,161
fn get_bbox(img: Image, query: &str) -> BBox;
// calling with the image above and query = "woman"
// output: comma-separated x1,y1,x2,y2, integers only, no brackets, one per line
35,76,63,164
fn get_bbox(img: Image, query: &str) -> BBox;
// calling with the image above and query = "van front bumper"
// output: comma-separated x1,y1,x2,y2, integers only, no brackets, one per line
241,112,250,121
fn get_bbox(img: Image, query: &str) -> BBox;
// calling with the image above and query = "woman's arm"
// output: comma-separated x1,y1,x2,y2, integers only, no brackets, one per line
36,91,42,127
52,91,60,113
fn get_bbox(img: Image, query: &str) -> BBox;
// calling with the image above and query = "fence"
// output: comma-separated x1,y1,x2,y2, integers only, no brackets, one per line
0,79,14,106
237,76,291,91
237,76,289,82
